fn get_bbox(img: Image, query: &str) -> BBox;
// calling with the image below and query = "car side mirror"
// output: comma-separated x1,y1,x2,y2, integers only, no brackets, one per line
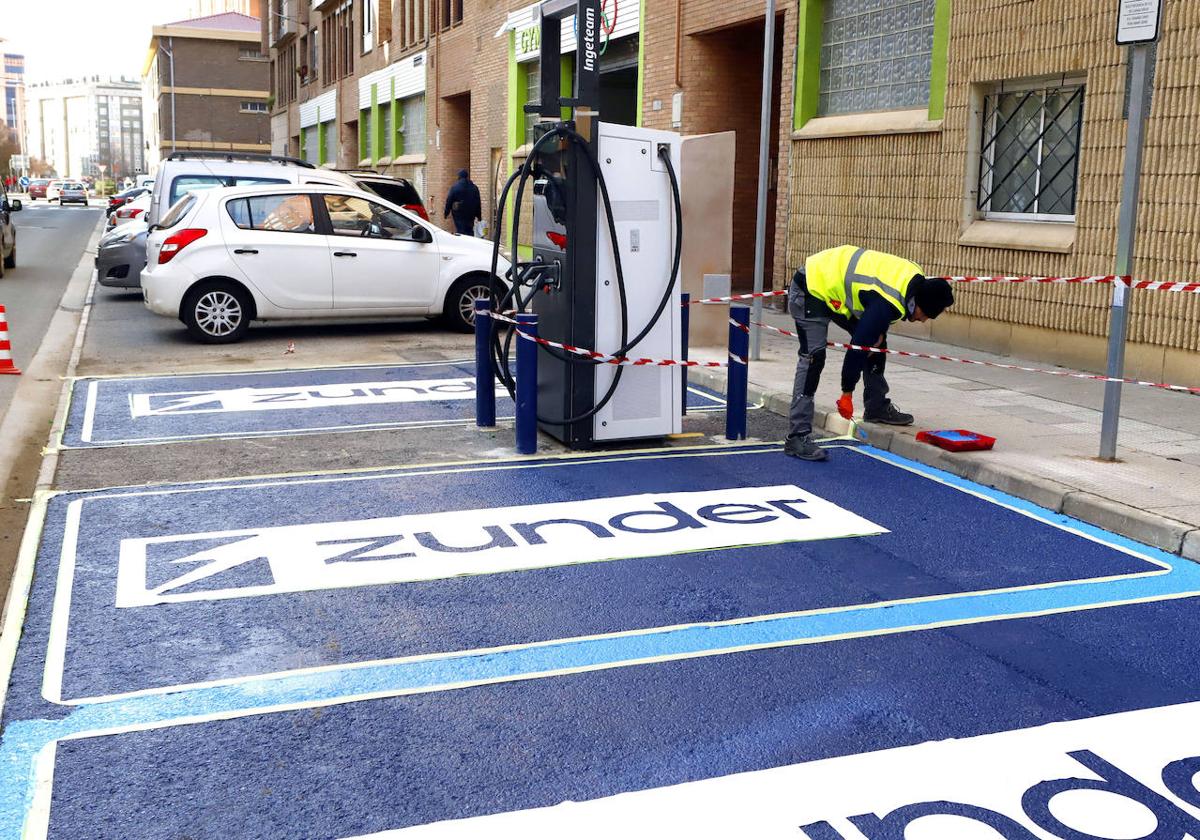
7,199,20,212
410,226,433,244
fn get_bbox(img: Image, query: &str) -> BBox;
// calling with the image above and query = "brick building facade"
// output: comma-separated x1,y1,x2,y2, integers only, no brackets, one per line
144,12,272,168
265,0,1200,384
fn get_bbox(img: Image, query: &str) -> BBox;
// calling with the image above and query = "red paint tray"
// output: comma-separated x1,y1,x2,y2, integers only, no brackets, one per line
916,429,996,452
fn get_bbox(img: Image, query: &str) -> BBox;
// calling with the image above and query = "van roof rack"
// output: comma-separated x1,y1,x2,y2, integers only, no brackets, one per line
163,152,316,169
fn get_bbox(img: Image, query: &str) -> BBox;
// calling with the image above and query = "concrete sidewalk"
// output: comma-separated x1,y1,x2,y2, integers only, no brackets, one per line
689,307,1200,561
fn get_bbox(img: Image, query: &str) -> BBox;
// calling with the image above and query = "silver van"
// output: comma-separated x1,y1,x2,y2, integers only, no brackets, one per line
146,153,360,226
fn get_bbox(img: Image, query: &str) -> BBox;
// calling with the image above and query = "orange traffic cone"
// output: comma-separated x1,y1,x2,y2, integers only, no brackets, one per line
0,305,21,375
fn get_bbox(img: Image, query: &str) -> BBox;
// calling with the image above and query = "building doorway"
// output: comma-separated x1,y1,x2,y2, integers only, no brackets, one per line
436,91,471,230
688,16,784,292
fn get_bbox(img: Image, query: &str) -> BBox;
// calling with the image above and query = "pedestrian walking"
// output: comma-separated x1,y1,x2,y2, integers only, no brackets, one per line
784,245,955,461
443,169,482,236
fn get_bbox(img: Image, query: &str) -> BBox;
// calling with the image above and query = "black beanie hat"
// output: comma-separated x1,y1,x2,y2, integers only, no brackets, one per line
912,275,954,319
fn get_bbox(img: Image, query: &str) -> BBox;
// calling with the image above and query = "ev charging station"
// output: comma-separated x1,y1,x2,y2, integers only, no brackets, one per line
490,0,684,448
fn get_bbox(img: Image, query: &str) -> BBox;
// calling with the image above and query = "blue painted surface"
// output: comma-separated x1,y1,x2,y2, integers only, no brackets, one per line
39,599,1200,838
5,446,1163,707
62,363,732,447
3,443,1199,839
927,430,980,443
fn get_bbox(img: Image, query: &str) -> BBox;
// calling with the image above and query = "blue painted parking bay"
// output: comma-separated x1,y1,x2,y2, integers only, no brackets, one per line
4,444,1200,838
60,361,733,447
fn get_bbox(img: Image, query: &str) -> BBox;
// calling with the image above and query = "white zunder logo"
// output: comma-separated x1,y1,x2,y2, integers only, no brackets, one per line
128,377,478,417
115,486,887,607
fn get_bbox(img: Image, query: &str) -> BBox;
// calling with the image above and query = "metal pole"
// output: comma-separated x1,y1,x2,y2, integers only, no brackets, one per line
680,292,690,416
726,304,750,441
1099,42,1152,460
749,0,776,361
515,313,539,455
474,301,496,428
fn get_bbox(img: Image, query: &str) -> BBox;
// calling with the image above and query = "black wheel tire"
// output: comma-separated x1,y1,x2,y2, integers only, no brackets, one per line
443,275,503,333
3,242,15,270
182,281,252,344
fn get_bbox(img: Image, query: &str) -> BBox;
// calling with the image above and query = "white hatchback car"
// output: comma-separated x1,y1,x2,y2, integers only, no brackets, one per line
141,184,509,343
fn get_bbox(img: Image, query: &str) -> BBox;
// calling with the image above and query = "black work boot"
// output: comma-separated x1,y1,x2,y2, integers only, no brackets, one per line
864,402,915,426
783,435,828,461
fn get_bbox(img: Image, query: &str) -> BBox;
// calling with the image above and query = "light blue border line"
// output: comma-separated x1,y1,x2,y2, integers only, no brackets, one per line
3,444,1199,837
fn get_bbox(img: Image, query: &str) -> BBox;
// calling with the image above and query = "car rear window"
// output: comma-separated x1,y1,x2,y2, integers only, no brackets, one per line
169,175,289,206
359,180,421,208
158,193,198,230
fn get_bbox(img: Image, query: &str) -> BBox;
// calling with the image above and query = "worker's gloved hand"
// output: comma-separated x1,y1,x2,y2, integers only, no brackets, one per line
837,393,854,420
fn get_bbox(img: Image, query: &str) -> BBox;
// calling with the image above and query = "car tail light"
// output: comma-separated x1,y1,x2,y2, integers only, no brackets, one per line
128,208,144,219
158,228,207,264
404,203,430,222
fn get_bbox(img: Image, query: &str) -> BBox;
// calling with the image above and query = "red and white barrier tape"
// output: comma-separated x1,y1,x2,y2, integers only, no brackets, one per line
487,310,741,367
748,320,1200,396
932,274,1130,287
683,275,1200,306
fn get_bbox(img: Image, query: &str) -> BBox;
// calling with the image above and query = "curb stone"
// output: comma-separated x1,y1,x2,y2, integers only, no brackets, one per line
1183,530,1200,563
1061,493,1190,555
687,368,1195,559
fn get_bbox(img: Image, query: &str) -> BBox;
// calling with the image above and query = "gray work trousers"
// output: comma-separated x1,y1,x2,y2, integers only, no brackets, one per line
787,278,891,439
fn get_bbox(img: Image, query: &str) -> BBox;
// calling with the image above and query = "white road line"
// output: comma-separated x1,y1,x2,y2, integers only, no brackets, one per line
80,381,98,443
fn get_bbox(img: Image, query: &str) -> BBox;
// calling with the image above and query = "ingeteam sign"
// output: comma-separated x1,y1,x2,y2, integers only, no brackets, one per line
115,485,886,607
391,702,1200,838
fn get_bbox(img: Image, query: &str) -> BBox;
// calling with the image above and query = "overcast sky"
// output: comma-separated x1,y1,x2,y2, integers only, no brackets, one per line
3,0,202,84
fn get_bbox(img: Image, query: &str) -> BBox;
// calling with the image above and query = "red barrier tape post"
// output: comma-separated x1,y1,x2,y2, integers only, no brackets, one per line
489,310,742,367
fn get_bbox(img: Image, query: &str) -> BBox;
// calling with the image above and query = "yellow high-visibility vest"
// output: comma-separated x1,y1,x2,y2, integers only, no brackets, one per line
804,245,923,319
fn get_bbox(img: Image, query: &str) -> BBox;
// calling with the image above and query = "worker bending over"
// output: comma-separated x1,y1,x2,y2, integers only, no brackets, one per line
784,245,955,462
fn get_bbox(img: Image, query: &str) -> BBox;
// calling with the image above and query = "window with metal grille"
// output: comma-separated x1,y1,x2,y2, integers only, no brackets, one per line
303,125,319,165
401,95,426,154
380,103,392,158
818,0,935,116
977,80,1085,221
321,1,354,82
322,120,336,164
524,63,541,146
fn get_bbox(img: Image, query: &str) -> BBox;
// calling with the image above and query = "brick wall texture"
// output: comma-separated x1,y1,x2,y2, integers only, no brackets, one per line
268,0,1200,367
787,0,1200,354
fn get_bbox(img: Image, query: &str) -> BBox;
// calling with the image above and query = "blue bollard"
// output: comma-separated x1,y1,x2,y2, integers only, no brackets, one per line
680,293,690,416
474,300,495,428
726,304,750,441
515,313,539,455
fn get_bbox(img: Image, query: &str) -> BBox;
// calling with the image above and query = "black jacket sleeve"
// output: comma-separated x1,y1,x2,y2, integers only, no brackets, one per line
840,293,898,393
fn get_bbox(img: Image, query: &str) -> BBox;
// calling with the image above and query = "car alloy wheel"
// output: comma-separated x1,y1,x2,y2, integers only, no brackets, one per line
194,290,244,338
457,281,492,328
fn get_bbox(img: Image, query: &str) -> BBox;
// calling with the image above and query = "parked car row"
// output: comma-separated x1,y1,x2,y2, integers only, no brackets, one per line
94,152,503,343
25,178,91,204
0,182,22,279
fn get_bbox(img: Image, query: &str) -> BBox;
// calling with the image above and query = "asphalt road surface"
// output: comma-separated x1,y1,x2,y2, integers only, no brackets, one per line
0,198,100,418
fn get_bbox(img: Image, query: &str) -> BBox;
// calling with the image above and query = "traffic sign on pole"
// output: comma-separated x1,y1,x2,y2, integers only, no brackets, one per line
1116,0,1163,45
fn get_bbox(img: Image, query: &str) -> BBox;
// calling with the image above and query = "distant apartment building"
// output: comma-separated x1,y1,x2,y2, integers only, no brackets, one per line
24,77,144,179
143,11,271,172
2,52,25,152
